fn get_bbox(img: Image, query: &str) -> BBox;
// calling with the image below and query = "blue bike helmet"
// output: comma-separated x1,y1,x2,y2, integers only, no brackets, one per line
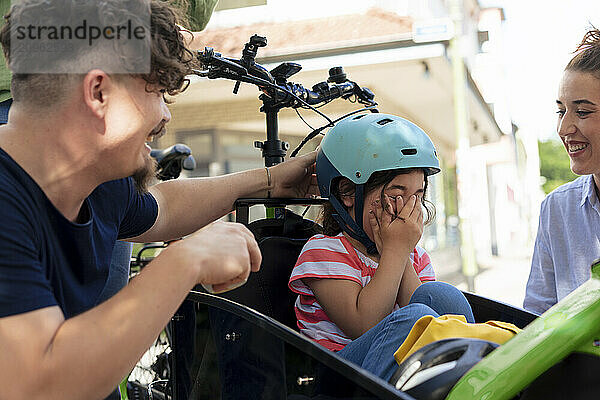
316,113,440,253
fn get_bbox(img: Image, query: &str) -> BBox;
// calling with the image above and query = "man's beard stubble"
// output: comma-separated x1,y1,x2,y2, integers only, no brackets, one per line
132,152,158,193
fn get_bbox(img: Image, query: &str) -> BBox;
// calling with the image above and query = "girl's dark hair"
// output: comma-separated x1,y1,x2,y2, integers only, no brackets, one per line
321,168,436,236
565,28,600,78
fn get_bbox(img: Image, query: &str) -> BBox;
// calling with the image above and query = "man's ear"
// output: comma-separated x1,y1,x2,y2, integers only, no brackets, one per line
337,178,355,208
82,69,111,119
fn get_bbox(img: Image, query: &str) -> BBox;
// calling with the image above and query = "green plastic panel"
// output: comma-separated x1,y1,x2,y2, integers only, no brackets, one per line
446,260,600,400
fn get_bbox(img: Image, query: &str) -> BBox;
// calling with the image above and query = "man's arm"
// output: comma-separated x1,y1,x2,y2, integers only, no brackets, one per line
0,221,260,400
135,151,317,243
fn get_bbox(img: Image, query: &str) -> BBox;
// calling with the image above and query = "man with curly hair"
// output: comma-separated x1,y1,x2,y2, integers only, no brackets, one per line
0,1,317,399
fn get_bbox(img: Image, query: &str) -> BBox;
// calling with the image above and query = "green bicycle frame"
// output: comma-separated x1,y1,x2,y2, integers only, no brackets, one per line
119,378,128,400
447,259,600,400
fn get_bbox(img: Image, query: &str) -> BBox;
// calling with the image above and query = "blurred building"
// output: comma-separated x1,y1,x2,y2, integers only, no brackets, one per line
159,0,542,280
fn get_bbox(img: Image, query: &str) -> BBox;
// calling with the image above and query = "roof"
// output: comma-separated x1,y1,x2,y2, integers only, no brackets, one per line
197,8,414,58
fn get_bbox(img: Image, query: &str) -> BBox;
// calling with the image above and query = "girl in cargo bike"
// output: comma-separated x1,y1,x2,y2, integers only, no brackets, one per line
289,113,474,381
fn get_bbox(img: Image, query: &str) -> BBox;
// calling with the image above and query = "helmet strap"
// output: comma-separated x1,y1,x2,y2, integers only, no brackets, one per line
329,185,378,254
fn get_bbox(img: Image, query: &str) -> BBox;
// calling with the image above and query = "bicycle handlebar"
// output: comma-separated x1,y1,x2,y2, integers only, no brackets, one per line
273,79,375,108
193,34,378,167
195,43,375,111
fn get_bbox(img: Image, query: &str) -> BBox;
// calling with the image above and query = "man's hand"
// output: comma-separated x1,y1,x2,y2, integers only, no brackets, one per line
163,221,261,293
269,151,319,198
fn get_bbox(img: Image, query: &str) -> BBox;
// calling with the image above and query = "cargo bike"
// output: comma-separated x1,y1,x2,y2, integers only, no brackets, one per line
127,35,600,400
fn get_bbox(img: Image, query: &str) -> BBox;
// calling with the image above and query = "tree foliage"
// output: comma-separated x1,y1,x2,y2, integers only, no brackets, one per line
538,139,578,194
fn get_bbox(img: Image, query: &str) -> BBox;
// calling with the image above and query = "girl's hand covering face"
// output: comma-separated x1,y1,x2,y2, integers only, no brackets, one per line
368,194,423,255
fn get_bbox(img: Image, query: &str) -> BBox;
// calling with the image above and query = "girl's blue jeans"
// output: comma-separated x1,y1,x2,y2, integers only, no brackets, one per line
337,281,474,382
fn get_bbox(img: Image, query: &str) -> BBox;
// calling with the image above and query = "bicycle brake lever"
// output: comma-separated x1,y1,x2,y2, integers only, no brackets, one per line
199,48,249,78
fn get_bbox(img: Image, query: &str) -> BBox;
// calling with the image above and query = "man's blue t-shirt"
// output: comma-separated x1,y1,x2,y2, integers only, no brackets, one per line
0,147,158,318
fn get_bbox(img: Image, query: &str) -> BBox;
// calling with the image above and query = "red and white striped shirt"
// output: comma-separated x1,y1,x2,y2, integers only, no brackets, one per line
288,233,435,351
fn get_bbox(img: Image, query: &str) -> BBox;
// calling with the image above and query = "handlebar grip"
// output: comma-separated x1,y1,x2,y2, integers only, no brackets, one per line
150,144,195,181
150,144,191,165
299,81,357,105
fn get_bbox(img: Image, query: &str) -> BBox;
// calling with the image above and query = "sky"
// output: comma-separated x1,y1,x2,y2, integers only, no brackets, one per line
480,0,600,141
